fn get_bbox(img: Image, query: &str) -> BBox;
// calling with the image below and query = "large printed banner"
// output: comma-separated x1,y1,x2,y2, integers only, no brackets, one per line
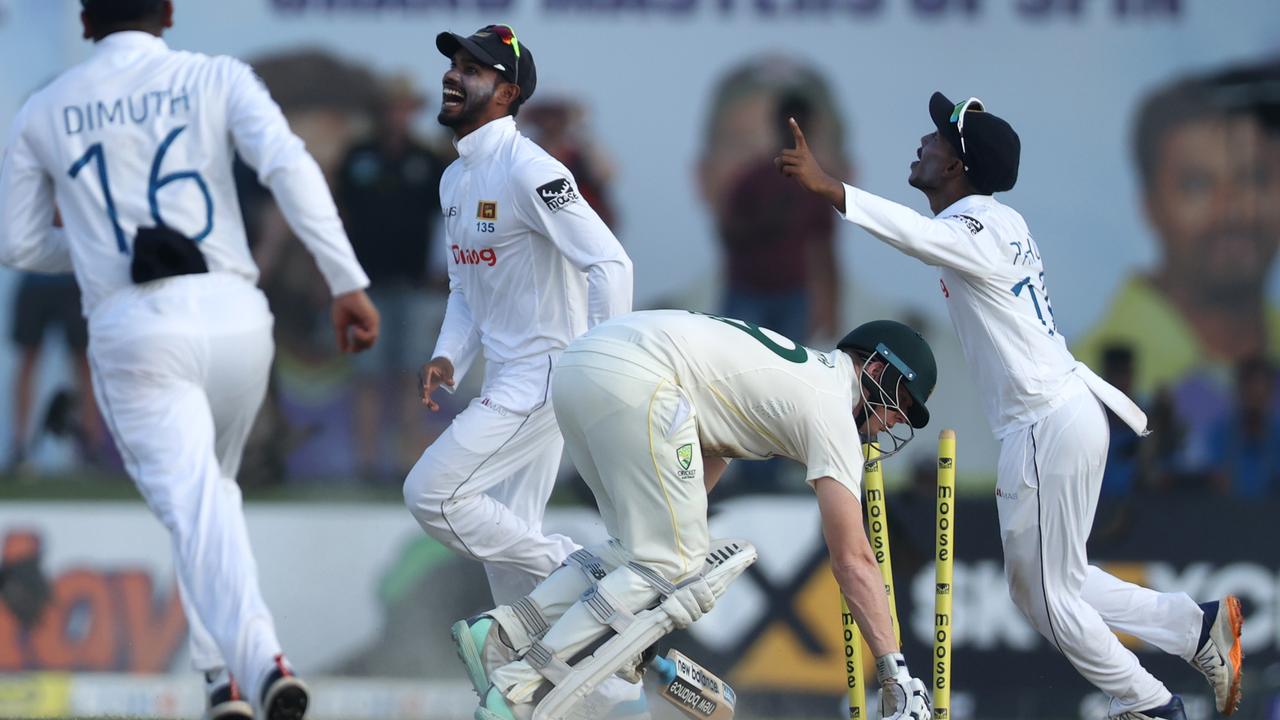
0,1,1278,478
1,497,1277,719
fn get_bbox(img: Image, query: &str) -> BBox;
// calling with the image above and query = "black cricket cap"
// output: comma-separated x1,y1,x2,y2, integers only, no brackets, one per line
838,320,937,429
81,0,165,23
929,91,1021,195
436,25,537,103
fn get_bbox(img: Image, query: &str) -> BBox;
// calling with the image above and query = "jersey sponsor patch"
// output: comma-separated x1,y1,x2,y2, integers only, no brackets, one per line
536,178,581,213
952,214,984,235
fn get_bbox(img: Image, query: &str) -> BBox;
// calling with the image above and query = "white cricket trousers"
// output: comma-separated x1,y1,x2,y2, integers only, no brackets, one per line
87,273,283,702
996,384,1202,716
491,349,709,703
403,356,578,604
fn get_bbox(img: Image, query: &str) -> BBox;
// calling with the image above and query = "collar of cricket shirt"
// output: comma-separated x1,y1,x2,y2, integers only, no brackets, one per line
95,30,169,56
454,115,517,166
937,192,996,220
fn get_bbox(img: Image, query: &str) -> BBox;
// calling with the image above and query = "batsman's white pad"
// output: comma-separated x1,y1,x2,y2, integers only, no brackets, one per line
532,539,757,720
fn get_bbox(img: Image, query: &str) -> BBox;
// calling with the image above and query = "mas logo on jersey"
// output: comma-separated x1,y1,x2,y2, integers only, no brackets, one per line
536,178,581,213
676,444,695,478
952,214,984,235
477,200,498,220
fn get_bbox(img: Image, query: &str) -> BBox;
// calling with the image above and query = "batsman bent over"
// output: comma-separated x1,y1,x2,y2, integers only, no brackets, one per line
451,309,941,720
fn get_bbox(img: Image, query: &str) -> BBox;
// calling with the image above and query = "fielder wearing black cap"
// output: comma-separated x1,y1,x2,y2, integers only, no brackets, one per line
778,92,1209,720
928,91,1020,195
436,25,536,113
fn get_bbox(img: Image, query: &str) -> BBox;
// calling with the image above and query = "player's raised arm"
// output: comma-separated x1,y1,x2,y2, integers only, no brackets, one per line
775,117,847,212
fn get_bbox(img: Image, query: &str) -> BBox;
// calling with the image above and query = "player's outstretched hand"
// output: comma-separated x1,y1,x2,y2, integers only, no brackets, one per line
332,289,381,353
418,357,456,412
880,676,932,720
775,117,847,212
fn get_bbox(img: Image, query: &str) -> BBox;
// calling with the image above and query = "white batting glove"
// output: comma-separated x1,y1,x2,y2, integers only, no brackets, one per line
876,653,932,720
659,577,716,629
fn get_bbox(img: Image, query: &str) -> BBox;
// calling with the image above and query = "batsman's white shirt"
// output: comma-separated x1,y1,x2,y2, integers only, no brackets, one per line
0,31,369,703
0,31,369,309
567,309,866,497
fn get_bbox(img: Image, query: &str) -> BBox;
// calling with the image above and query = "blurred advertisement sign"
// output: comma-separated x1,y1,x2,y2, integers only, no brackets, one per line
1,497,1277,719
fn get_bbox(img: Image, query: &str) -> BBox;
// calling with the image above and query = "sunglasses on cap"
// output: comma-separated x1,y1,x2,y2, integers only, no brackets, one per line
949,97,985,168
486,24,521,87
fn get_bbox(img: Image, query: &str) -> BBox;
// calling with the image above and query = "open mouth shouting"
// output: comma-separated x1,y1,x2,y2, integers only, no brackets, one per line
442,83,466,111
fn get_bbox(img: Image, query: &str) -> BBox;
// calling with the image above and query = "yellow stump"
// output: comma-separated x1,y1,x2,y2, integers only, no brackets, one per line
840,597,866,719
861,442,900,644
934,429,956,720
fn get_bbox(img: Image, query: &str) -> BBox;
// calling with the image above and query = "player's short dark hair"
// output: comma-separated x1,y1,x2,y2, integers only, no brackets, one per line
81,0,166,25
1132,59,1280,192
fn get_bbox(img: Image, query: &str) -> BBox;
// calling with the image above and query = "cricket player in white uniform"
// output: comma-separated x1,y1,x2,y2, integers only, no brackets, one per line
778,92,1245,719
453,310,938,720
403,25,640,717
0,2,380,719
408,22,632,607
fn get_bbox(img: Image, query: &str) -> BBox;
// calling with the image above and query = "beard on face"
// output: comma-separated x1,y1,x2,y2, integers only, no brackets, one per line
437,79,498,129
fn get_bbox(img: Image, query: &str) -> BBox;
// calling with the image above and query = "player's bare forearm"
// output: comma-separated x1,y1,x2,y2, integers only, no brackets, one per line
835,552,899,657
815,478,898,656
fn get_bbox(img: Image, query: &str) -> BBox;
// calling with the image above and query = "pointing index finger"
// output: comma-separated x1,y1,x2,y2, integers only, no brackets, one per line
789,117,807,150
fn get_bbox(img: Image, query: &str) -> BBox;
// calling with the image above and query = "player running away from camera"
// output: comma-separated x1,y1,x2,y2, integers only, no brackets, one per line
778,93,1244,719
452,309,938,720
404,24,641,718
0,2,381,719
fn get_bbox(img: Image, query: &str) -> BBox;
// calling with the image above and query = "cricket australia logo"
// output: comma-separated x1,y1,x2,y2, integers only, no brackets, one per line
536,178,580,213
676,444,696,479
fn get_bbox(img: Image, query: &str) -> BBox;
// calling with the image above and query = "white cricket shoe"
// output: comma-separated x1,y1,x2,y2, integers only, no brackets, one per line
1190,595,1244,715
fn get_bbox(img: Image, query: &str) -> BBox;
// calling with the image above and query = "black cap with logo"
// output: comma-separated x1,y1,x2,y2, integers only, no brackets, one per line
837,320,937,429
436,25,537,104
80,0,165,23
929,91,1020,195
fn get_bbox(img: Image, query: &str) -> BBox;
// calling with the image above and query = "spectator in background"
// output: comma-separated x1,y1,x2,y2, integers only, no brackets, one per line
1100,345,1143,496
1209,358,1280,497
522,99,619,230
698,57,846,494
336,74,449,481
240,50,382,483
1075,60,1280,473
6,273,104,473
699,58,844,345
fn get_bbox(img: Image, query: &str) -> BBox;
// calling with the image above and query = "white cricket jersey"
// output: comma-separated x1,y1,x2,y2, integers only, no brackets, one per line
0,31,368,314
567,309,866,497
841,185,1126,438
433,116,632,411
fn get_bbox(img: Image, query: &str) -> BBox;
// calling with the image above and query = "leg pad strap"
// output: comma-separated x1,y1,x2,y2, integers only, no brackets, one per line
525,639,574,686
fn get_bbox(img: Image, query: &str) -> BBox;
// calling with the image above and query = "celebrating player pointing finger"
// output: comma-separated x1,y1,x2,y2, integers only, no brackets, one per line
779,93,1244,720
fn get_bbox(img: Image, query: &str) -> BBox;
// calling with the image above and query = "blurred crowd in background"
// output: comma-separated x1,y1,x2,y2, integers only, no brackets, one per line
4,51,1280,500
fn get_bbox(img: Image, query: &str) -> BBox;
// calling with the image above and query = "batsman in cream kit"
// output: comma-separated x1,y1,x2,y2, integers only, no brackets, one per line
452,309,940,720
0,1,382,719
779,92,1246,720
